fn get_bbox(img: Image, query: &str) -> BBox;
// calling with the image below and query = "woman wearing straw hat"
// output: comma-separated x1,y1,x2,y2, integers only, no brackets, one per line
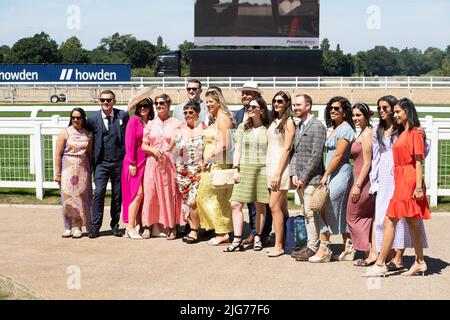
121,87,155,239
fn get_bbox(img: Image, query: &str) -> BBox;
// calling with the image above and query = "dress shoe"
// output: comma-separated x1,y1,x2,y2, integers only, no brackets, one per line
112,227,123,237
89,230,100,239
295,248,317,262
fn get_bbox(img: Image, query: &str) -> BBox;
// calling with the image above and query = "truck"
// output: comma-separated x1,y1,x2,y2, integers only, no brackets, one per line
153,51,181,77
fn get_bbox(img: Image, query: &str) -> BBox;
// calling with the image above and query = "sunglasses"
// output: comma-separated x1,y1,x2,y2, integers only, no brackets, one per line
71,116,82,120
327,106,341,112
273,99,285,104
100,98,113,103
187,87,199,92
155,101,166,106
377,106,389,112
248,105,261,110
183,110,195,116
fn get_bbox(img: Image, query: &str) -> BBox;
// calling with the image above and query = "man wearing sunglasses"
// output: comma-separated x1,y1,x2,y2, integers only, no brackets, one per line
87,90,130,238
173,79,209,126
233,81,273,247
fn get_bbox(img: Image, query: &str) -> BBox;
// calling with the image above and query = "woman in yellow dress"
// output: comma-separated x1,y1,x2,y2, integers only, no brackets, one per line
196,89,235,245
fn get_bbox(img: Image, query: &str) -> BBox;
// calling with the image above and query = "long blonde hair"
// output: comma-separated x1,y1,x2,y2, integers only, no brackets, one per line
205,89,235,127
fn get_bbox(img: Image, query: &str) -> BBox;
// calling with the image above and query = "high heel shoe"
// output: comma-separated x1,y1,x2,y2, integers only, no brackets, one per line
401,262,427,276
223,236,244,252
338,239,356,261
126,227,143,240
362,264,388,277
308,241,332,263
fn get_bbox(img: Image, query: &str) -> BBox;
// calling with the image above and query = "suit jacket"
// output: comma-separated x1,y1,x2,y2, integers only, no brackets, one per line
289,115,326,185
87,108,129,167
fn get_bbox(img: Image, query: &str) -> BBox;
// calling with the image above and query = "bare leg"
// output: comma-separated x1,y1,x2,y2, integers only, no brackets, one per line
127,184,143,235
376,216,399,265
269,190,288,254
255,202,266,236
406,218,425,263
230,201,244,238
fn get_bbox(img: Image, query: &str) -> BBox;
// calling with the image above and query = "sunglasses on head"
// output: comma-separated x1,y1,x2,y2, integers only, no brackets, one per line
187,87,199,92
377,105,389,112
273,99,285,104
183,110,195,116
100,98,113,103
327,106,341,112
155,101,166,106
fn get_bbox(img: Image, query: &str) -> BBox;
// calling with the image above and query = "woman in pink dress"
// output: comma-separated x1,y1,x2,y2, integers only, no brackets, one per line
347,103,376,263
121,97,154,239
141,94,183,239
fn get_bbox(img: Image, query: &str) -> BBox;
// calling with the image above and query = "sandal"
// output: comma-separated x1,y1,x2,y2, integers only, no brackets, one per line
253,233,263,251
166,228,177,240
223,236,244,252
353,259,375,267
72,228,83,239
386,261,404,272
207,234,230,246
362,264,388,277
61,229,72,238
183,228,199,244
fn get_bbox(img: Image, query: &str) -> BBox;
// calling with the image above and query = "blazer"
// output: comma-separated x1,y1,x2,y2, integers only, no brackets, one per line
87,108,129,167
289,115,326,186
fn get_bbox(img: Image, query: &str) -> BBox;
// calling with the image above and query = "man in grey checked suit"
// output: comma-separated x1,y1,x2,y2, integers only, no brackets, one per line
290,94,327,261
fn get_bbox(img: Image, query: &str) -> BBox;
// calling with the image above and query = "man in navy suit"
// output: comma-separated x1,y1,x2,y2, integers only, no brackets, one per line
87,90,129,238
234,81,273,246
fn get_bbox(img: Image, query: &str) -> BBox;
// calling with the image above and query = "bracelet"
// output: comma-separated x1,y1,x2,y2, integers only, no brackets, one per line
415,188,423,191
55,173,61,176
354,183,362,189
232,165,240,172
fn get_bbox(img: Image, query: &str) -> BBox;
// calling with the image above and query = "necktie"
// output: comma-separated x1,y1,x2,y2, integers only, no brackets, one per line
107,116,112,130
298,122,304,136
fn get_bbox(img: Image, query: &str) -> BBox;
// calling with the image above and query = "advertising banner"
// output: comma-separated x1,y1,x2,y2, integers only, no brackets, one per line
0,64,131,82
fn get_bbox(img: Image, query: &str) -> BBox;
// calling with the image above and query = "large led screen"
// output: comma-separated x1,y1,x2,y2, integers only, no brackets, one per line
195,0,320,46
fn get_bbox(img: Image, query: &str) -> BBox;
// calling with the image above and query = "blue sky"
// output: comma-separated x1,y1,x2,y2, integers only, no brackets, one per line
0,0,449,53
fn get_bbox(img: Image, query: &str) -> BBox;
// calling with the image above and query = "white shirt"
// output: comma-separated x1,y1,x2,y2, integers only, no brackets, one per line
101,111,113,130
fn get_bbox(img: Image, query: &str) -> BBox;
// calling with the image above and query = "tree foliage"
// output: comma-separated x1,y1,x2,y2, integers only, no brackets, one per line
10,32,61,63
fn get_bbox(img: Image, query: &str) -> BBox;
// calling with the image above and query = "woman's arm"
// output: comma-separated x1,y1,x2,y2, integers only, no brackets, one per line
88,133,94,165
350,129,372,203
271,118,295,191
320,134,352,186
413,159,424,200
204,117,232,165
54,129,68,184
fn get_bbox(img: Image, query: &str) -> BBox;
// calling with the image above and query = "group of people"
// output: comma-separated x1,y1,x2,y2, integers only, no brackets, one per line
54,79,431,278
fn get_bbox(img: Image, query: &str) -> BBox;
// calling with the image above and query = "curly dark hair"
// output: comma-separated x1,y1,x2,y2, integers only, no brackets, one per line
325,96,355,130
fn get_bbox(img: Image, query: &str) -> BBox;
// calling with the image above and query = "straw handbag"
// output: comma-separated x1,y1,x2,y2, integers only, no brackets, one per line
309,184,329,213
211,169,235,189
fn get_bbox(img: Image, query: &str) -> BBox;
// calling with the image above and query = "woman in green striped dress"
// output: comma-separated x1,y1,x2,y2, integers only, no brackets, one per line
225,97,271,252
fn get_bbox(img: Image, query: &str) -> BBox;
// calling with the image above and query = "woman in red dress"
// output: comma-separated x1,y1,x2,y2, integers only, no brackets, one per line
363,98,430,277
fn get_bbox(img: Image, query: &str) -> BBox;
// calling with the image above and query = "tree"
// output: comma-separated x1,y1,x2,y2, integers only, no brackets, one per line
178,41,196,75
443,56,450,76
10,32,61,63
59,36,89,63
0,45,11,63
123,39,155,68
99,33,135,52
366,46,399,76
424,47,446,71
354,51,367,76
154,35,170,57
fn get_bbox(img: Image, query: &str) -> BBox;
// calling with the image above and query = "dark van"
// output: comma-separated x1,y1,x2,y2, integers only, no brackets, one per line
154,51,181,77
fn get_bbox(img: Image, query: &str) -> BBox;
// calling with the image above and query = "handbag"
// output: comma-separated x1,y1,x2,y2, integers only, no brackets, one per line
309,184,329,213
211,168,235,189
284,215,308,254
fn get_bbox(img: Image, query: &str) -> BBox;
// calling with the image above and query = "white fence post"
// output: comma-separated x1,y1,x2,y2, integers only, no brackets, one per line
430,126,439,207
33,123,44,200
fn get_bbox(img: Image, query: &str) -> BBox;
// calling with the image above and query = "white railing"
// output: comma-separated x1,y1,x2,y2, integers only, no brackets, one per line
0,113,449,206
1,76,450,92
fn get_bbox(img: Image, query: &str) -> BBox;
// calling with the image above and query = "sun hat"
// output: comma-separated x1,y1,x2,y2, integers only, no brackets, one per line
127,86,157,111
241,81,263,95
